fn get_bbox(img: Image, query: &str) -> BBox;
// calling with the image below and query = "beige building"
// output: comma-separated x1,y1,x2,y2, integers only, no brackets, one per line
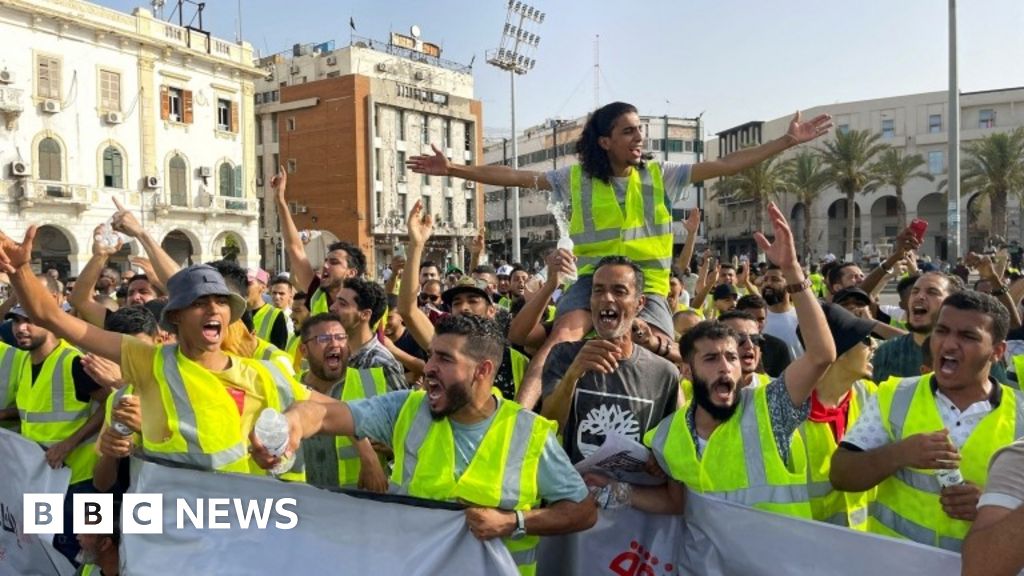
703,87,1024,263
0,0,264,275
482,114,701,269
253,30,483,278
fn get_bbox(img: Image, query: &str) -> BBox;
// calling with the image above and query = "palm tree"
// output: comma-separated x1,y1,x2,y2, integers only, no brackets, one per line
818,129,890,258
959,128,1024,241
781,150,831,261
867,148,934,230
710,152,786,235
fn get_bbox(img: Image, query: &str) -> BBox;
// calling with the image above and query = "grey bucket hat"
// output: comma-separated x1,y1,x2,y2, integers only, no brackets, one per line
160,264,247,328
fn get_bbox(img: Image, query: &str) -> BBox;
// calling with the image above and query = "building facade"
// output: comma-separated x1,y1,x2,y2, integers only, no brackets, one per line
703,87,1024,263
254,31,483,279
482,114,701,269
0,0,263,276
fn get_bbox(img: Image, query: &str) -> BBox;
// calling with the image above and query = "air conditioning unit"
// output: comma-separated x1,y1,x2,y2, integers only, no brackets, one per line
397,175,408,183
255,177,264,187
375,62,387,72
10,161,29,177
144,175,161,189
299,205,308,214
0,70,13,84
290,65,300,75
414,71,425,81
463,181,475,190
105,111,123,124
198,166,212,178
326,55,337,66
41,99,60,113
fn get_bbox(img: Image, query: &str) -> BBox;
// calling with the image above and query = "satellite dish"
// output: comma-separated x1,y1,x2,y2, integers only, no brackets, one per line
410,25,421,38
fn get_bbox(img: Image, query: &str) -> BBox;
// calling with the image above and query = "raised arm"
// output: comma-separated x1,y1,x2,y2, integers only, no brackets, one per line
969,252,1022,329
674,208,700,277
111,197,180,286
408,144,551,189
508,249,573,351
69,225,124,327
271,166,317,290
468,228,485,272
861,227,918,295
755,203,836,405
0,227,123,364
397,201,437,351
692,112,832,183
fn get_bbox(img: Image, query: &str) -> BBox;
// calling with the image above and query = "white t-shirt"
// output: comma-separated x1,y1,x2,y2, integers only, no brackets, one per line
765,308,804,358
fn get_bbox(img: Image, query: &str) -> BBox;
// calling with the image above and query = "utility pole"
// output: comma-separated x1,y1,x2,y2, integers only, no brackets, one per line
947,0,961,261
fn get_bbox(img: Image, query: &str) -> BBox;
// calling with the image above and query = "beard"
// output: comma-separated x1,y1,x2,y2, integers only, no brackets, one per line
761,287,785,306
428,380,472,421
691,372,740,421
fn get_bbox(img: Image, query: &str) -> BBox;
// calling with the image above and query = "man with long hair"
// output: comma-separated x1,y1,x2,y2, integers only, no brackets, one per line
409,102,831,409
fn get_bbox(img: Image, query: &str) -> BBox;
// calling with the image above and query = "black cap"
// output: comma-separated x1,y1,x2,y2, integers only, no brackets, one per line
712,283,738,299
798,302,877,357
832,287,872,307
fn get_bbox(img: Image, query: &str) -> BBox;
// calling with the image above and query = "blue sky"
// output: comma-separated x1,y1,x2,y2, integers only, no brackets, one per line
98,0,1024,138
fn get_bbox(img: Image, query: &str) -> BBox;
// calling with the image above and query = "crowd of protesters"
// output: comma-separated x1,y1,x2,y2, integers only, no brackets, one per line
1,101,1022,576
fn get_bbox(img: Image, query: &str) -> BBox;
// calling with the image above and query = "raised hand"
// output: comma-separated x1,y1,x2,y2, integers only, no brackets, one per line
270,164,287,203
407,144,450,176
0,226,37,273
406,200,434,246
683,208,701,235
111,197,144,238
91,224,123,257
785,111,833,145
753,203,798,270
129,256,157,280
544,248,575,286
470,228,485,255
965,251,999,282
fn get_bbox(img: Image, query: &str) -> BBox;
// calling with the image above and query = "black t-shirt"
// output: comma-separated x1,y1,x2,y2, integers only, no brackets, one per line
31,356,102,403
492,348,526,401
393,330,428,362
761,333,793,378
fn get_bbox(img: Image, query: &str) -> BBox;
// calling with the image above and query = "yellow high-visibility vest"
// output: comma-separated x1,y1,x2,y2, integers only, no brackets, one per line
868,374,1023,551
144,344,307,482
390,390,554,576
16,340,98,484
646,384,812,519
0,341,28,432
568,163,673,296
798,379,877,530
252,304,283,343
333,367,388,487
310,288,329,315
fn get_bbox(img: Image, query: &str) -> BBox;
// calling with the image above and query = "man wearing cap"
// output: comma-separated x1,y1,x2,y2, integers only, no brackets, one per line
9,276,109,563
328,277,406,393
271,167,366,315
399,201,529,401
795,303,881,529
832,291,1024,551
496,265,515,309
248,267,289,350
0,228,314,482
445,265,464,288
708,283,739,317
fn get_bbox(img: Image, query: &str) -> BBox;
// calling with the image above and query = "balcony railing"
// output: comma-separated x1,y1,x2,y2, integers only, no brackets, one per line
15,181,91,209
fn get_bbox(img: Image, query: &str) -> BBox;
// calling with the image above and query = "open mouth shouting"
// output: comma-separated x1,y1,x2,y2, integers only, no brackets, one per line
938,354,959,377
710,376,737,405
596,307,622,335
323,349,342,371
201,320,222,344
909,304,931,323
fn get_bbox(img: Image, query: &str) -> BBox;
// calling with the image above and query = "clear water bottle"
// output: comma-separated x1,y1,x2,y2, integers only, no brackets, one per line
253,408,295,475
556,237,578,284
935,467,965,488
111,393,135,437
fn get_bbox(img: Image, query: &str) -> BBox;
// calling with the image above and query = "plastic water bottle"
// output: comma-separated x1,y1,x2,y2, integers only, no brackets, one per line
936,467,965,488
94,221,128,249
253,408,295,475
111,393,135,437
556,237,578,284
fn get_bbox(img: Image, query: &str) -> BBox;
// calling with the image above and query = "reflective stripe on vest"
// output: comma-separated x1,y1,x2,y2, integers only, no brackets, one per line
870,374,1023,550
0,343,26,432
150,344,248,470
253,305,282,342
335,367,387,485
568,163,673,295
389,391,553,574
647,387,811,515
16,342,98,483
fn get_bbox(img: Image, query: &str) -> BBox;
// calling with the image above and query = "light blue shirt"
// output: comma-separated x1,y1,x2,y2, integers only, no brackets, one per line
350,390,589,504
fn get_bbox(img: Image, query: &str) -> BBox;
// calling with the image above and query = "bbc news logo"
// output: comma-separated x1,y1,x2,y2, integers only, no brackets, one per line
23,494,298,534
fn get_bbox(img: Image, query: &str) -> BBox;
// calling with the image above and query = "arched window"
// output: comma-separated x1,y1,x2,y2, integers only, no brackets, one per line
102,146,124,188
168,154,187,206
38,137,61,181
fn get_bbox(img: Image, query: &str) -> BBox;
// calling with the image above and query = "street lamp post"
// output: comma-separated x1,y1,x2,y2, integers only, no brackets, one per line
487,0,544,265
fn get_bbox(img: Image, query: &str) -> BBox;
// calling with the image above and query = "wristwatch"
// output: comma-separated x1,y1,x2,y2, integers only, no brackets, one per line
510,510,527,540
784,278,812,294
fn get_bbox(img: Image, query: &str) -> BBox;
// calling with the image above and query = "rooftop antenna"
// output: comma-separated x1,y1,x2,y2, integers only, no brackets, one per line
151,0,165,19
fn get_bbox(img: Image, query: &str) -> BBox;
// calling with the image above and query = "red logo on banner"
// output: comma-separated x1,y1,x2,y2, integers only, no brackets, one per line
609,540,676,575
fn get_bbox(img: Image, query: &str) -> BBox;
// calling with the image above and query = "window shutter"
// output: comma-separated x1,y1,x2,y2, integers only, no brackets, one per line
160,85,170,120
230,101,239,133
183,90,194,124
233,165,242,197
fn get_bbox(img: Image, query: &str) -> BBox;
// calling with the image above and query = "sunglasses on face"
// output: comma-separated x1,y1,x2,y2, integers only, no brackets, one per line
735,332,766,347
418,293,441,303
304,333,347,345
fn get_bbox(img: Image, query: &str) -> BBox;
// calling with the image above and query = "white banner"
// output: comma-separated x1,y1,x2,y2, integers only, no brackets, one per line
124,459,518,576
539,492,962,576
0,428,74,576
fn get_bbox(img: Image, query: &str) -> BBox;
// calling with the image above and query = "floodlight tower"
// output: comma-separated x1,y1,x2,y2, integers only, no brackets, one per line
487,1,544,265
